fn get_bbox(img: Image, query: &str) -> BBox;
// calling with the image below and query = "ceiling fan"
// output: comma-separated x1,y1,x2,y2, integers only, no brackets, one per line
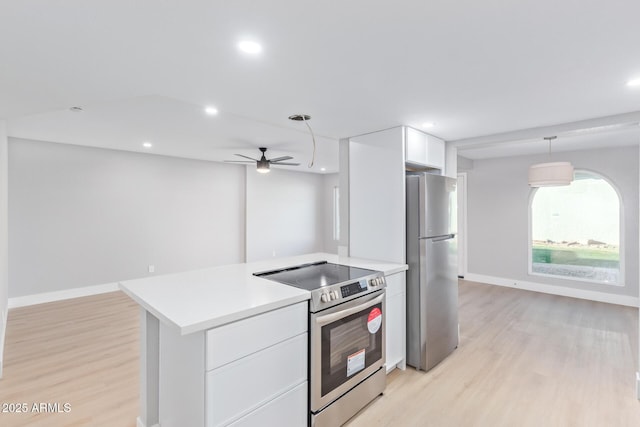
224,147,300,173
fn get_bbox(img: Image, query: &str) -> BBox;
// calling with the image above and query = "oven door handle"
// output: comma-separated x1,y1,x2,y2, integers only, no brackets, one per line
314,292,384,327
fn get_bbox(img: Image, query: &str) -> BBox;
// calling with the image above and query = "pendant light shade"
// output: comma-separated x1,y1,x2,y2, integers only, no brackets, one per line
528,136,574,187
528,161,574,187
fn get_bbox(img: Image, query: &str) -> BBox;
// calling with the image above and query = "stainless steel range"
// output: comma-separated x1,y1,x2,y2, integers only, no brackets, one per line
255,261,387,427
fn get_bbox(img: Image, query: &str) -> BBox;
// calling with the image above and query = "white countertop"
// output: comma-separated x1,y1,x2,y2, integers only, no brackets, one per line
119,252,407,335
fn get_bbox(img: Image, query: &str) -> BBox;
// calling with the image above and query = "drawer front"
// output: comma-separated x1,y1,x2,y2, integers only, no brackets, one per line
227,382,307,427
206,333,307,427
206,302,307,370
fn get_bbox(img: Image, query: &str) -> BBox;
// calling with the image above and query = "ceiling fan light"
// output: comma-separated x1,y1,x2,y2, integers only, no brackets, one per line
528,162,574,187
256,161,270,173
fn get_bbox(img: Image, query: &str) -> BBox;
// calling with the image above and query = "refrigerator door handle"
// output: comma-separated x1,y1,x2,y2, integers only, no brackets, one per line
419,234,455,242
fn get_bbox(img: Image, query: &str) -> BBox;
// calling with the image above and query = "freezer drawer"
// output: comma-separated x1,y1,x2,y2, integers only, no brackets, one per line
406,235,458,371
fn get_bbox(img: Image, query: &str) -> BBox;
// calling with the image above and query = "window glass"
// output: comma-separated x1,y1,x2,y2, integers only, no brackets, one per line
530,171,621,284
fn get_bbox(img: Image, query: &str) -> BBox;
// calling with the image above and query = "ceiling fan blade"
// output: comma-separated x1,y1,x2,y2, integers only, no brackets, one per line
271,162,300,166
224,160,255,163
234,154,258,161
269,156,294,163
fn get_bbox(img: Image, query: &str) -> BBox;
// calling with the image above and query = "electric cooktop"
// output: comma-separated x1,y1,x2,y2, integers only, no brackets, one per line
255,261,385,311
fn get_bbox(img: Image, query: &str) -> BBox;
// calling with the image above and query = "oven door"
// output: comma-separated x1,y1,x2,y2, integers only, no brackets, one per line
310,290,385,412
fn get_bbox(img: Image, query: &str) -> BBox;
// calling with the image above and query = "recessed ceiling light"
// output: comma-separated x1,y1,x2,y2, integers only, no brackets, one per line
204,106,218,115
422,122,435,129
238,40,262,54
627,78,640,87
320,167,326,172
142,142,153,148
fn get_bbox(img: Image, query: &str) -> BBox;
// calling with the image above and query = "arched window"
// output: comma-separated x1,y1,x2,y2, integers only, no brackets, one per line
529,170,622,285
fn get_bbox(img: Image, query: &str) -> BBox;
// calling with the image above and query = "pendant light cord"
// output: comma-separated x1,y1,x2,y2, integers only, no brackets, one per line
544,136,557,158
300,115,316,169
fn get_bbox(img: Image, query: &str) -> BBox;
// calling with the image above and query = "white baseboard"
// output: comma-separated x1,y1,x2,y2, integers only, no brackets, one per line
8,282,120,309
464,273,639,308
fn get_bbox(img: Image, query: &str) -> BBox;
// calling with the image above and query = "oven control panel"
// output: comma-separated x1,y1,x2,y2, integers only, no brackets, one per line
368,276,386,287
312,273,386,311
320,291,341,303
340,280,369,298
317,275,386,306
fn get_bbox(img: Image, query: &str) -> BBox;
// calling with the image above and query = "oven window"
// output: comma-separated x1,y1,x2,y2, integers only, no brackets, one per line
321,302,383,397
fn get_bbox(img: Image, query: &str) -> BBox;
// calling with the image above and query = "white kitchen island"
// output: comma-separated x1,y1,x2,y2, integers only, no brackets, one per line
120,253,407,427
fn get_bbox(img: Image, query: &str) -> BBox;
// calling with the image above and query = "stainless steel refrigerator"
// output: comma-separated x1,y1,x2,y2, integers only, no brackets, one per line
406,173,458,371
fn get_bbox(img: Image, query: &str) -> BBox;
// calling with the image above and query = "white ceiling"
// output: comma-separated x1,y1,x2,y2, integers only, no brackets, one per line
456,119,640,159
2,1,640,169
7,95,338,172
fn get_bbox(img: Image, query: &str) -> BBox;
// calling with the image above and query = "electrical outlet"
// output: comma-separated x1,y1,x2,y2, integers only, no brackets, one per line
148,265,155,273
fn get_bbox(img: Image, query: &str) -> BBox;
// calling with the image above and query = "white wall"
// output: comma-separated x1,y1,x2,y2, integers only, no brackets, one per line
466,146,639,301
245,167,325,262
457,155,474,171
0,122,8,377
8,138,246,298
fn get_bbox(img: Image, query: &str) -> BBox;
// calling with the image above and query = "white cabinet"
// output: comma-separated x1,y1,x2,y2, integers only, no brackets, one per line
405,127,445,171
385,272,406,372
205,302,307,370
155,302,308,427
348,127,407,372
349,127,405,264
205,302,308,427
405,127,428,166
227,383,307,427
206,334,307,426
426,135,445,170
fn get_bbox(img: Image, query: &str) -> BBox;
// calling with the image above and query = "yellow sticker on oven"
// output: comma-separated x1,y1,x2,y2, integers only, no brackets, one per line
367,307,382,334
347,349,365,376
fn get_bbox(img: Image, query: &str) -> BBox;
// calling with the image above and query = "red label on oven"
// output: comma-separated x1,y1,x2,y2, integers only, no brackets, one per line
367,307,382,334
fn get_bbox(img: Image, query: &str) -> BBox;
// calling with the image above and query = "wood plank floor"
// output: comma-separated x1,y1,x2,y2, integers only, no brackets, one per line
0,281,638,426
348,280,640,427
0,292,139,427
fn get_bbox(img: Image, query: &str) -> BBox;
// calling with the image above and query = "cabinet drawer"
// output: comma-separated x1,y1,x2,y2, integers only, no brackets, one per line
206,333,307,427
206,302,307,370
227,382,307,427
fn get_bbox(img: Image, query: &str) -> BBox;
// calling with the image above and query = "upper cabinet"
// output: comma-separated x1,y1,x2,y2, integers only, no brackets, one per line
347,126,454,266
405,127,445,171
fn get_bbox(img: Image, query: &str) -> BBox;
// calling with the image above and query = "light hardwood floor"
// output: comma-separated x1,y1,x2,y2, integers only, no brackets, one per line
0,292,139,427
0,281,638,426
348,280,640,427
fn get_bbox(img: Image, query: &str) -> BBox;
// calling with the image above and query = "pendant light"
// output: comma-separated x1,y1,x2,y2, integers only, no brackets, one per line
288,114,317,168
528,136,574,187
